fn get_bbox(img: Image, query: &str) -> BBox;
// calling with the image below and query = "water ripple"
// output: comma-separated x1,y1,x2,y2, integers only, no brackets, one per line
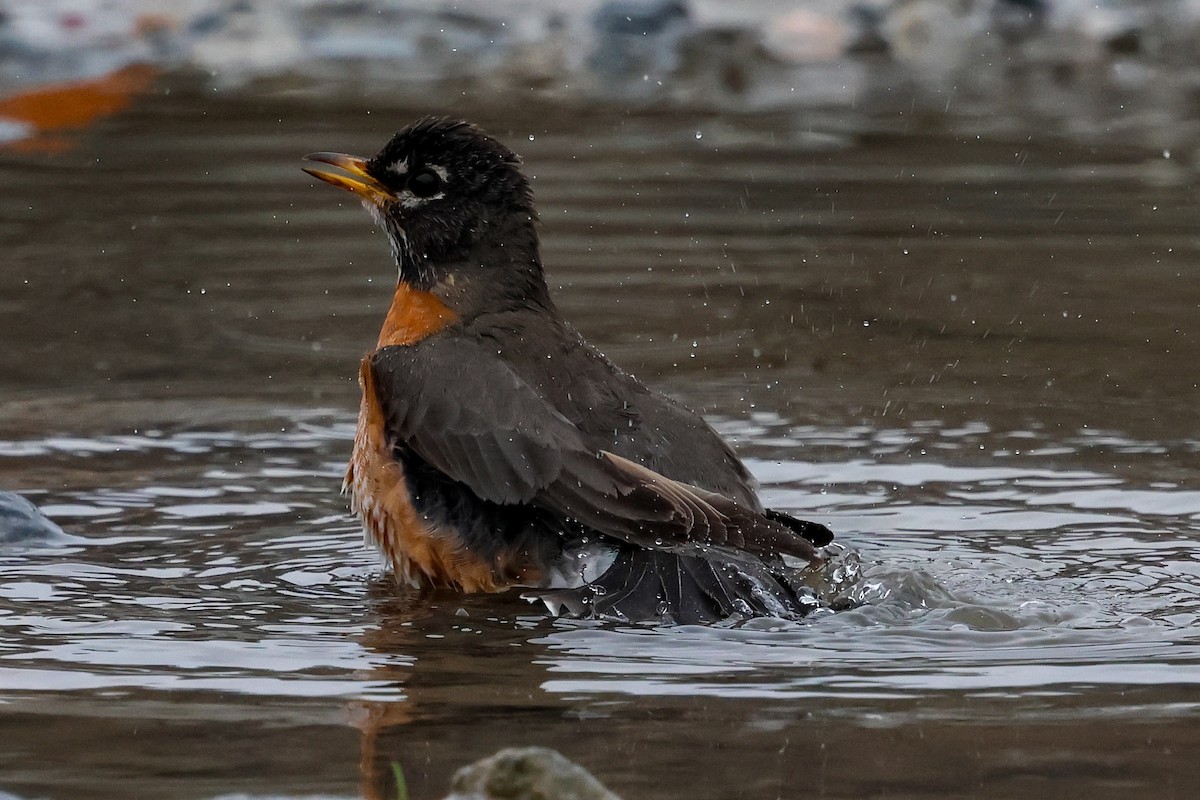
0,414,1198,718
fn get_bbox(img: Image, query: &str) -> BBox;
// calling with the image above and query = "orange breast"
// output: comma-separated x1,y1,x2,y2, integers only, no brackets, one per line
375,281,459,348
344,282,537,592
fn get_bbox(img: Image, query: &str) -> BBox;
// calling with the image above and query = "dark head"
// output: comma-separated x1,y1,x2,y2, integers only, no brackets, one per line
304,118,550,316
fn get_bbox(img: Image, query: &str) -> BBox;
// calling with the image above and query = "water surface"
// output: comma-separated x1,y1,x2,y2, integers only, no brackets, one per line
1,84,1198,799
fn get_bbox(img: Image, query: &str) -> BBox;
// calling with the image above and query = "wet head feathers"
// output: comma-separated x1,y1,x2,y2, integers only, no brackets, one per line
365,117,535,217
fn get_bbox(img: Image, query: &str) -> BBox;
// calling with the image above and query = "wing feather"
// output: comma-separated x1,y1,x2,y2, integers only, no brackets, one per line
370,340,820,563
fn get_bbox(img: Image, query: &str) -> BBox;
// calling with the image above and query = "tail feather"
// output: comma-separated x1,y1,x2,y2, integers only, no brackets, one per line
591,551,660,616
680,556,739,611
661,555,724,621
764,508,835,547
532,546,821,624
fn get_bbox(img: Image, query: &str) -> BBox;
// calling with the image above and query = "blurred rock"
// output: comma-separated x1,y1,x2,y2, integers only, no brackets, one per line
185,0,306,78
880,0,995,76
0,491,68,544
587,0,691,84
444,747,619,800
761,7,854,64
0,0,175,85
1,0,1200,141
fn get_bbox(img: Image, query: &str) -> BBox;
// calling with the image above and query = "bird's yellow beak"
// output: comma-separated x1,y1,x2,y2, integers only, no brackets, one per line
303,152,393,205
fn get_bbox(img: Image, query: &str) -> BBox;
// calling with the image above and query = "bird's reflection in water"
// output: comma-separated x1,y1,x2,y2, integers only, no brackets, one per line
342,545,867,798
348,580,576,800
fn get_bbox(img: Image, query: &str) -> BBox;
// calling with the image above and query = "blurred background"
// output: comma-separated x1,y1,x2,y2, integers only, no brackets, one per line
4,0,1200,145
1,2,1199,799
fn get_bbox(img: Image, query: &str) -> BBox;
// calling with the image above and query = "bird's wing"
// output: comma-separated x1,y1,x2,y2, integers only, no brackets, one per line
370,340,820,563
522,323,766,510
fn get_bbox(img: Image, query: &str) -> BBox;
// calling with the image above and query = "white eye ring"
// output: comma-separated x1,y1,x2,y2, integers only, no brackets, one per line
397,164,449,207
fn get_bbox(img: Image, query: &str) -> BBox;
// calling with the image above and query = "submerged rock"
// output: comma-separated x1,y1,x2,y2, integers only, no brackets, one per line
0,491,67,544
444,747,620,800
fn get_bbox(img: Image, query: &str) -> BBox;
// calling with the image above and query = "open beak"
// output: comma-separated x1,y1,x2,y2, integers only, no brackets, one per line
303,152,393,206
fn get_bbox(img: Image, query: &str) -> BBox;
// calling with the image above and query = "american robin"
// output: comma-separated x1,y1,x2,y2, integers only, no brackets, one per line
304,118,834,623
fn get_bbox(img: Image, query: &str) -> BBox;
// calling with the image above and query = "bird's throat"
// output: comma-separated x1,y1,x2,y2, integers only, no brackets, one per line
376,280,460,348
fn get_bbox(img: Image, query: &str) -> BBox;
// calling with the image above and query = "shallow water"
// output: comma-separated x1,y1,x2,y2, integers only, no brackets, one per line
1,82,1199,799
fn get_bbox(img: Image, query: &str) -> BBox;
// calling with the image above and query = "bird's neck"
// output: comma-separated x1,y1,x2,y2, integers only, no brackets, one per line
375,280,460,348
410,223,556,322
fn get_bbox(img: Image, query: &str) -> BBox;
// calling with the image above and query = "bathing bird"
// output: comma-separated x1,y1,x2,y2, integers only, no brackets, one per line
304,118,833,623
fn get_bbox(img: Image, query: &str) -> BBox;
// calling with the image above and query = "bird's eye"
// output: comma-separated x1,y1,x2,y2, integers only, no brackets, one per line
408,168,442,198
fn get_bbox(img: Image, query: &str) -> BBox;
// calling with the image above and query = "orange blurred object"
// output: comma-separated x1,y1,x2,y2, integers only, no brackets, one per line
0,64,159,153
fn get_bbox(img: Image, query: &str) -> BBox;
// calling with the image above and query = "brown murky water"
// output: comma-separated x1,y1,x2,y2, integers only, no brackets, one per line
1,81,1199,799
